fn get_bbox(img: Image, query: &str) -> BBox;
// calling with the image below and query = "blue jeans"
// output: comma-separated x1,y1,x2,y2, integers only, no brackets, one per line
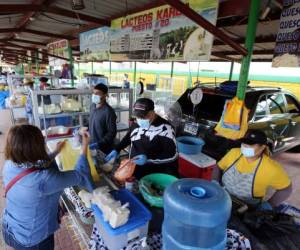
2,223,54,250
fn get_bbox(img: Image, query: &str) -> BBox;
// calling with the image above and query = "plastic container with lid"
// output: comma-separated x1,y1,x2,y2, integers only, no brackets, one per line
92,189,152,250
163,179,232,250
179,152,216,180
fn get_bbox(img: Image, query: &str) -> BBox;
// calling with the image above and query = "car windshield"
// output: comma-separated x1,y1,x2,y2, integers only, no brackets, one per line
194,93,231,122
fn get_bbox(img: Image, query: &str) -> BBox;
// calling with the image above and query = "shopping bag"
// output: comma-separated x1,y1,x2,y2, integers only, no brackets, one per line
215,104,249,140
114,158,136,182
223,97,244,129
59,141,100,182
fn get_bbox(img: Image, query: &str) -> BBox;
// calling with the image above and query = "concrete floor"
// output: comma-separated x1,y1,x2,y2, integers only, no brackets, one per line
0,109,299,249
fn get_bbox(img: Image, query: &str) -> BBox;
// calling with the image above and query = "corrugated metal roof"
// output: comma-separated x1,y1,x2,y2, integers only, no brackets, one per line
53,0,153,19
0,0,283,63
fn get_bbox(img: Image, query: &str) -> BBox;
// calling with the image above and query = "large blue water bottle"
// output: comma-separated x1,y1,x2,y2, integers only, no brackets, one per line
163,179,232,250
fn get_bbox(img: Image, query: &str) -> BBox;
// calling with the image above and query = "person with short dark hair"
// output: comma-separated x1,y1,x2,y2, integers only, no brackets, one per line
212,129,292,209
89,83,117,154
105,98,178,179
39,77,50,90
23,78,35,124
2,125,94,249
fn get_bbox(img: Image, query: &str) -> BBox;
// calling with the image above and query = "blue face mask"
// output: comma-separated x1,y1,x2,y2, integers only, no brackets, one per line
92,94,101,104
136,118,150,129
241,144,256,158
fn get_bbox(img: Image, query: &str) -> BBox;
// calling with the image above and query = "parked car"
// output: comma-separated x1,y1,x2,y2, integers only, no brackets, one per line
177,86,300,159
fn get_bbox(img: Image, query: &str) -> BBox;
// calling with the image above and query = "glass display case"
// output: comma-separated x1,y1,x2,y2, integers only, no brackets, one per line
31,88,133,139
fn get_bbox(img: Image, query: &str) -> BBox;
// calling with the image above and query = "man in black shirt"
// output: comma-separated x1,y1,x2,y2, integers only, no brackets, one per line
105,98,178,179
89,84,117,154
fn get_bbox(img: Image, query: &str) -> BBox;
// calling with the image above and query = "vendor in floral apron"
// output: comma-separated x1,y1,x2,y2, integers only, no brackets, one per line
212,129,292,209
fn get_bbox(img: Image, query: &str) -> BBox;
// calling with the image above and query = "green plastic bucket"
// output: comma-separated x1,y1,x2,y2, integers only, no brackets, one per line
139,173,178,207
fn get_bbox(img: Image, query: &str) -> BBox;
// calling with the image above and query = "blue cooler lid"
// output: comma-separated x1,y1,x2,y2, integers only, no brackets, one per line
92,189,152,236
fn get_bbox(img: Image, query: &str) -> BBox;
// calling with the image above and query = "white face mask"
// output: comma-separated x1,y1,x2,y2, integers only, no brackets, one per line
92,94,101,104
136,118,150,129
241,144,256,158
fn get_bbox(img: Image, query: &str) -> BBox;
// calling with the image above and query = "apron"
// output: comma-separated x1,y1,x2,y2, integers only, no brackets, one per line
222,154,263,205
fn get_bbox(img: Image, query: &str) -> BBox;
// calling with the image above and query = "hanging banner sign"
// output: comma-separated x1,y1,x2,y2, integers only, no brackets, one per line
272,0,300,67
110,0,218,61
47,39,69,66
80,27,110,61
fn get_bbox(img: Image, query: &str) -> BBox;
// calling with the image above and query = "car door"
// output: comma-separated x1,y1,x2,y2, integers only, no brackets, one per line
251,93,289,153
251,94,274,146
283,93,300,148
265,93,290,152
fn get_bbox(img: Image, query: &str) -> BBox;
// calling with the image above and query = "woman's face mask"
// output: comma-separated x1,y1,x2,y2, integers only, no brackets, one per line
136,118,150,129
241,144,256,158
241,144,265,158
92,94,101,104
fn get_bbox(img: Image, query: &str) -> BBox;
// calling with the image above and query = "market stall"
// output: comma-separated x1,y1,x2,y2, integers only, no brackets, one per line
46,136,254,250
1,0,300,250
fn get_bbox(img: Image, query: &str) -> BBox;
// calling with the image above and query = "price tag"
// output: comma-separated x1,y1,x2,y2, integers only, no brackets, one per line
184,122,199,136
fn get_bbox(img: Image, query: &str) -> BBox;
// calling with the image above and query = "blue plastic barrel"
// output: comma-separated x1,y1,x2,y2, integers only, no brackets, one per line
163,179,232,250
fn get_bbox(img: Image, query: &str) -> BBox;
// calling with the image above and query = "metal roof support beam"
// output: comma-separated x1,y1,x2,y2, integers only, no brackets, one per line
16,0,54,29
212,54,240,63
237,0,260,100
0,5,41,13
213,49,274,56
218,0,251,19
229,61,234,81
0,43,70,61
1,52,47,62
22,29,75,40
10,38,47,46
162,0,248,56
0,4,110,25
213,35,276,46
0,28,19,33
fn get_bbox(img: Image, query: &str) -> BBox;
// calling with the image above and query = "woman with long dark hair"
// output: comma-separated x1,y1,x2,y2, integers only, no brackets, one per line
2,124,93,249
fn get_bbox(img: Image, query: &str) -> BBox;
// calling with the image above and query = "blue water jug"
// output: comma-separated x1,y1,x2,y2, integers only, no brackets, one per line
163,179,232,250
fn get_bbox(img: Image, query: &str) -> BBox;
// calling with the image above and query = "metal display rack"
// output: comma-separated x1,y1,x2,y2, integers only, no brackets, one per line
31,88,133,138
7,74,27,124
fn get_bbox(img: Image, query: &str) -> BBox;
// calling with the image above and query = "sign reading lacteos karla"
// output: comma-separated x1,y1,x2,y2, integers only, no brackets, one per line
110,0,218,61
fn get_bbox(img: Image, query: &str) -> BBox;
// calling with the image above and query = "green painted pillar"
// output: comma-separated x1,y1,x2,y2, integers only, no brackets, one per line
109,61,112,78
68,46,74,87
77,62,80,79
133,61,137,101
21,63,24,75
170,61,174,78
49,66,53,87
188,73,193,88
28,62,31,74
229,61,234,81
236,0,260,100
35,51,39,75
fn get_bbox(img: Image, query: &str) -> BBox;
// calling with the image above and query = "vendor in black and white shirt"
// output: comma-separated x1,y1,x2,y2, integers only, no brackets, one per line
105,98,178,179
